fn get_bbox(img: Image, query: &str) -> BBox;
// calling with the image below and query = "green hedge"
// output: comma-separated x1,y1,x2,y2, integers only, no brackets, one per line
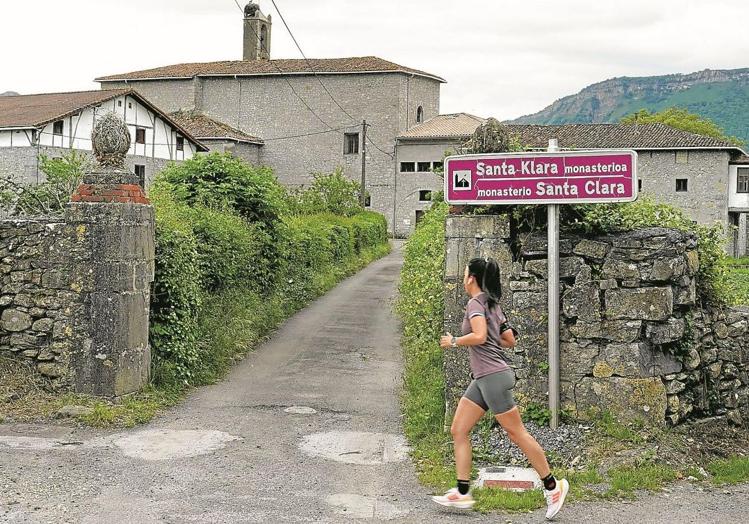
149,172,389,386
396,202,451,487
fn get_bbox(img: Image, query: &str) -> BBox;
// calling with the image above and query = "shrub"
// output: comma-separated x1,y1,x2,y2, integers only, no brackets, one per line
286,169,363,217
149,191,202,384
155,152,286,227
186,206,267,292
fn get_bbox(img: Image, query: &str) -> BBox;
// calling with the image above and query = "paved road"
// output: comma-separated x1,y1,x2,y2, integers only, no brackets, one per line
1,244,747,523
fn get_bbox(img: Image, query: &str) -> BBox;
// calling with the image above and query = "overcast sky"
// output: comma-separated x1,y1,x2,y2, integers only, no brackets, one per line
3,0,748,120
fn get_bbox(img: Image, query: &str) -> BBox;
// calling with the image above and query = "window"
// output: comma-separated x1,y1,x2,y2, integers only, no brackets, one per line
738,168,749,193
365,195,371,207
416,106,424,124
417,161,431,172
52,120,63,136
135,127,146,144
638,179,642,192
118,100,122,107
675,151,689,164
432,161,443,171
128,102,133,109
400,162,415,172
418,190,432,202
676,178,688,192
415,210,426,225
176,135,185,152
134,165,146,187
344,133,359,154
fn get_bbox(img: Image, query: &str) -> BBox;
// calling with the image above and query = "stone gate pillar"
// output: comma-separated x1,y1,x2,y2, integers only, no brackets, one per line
65,113,155,396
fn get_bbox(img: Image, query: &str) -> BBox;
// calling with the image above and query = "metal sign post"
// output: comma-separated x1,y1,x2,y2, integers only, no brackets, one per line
546,139,560,429
444,146,638,430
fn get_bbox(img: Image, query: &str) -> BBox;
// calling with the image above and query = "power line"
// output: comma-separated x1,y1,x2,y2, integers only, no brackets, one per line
267,0,394,158
268,0,357,125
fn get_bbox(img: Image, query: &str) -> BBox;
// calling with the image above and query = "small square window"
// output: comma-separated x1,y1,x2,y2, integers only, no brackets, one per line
675,151,689,164
418,190,432,202
638,179,642,192
432,161,444,171
135,127,146,144
738,168,749,194
52,121,63,136
176,136,184,152
400,162,415,173
118,100,123,107
417,162,431,172
128,102,133,109
344,133,359,155
676,178,688,192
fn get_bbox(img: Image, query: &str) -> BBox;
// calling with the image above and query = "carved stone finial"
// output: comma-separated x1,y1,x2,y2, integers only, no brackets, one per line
92,112,131,169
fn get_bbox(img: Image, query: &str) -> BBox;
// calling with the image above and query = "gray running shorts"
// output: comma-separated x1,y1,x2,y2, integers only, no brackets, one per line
464,369,516,414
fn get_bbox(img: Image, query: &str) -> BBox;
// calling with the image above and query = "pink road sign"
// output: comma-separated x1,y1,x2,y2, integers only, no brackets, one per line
445,150,638,205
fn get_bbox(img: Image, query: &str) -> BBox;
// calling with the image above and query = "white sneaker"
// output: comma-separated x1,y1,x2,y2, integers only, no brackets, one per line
544,478,569,520
431,487,476,509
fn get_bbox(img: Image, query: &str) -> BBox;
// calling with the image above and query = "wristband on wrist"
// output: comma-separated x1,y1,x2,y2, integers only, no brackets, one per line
450,336,458,347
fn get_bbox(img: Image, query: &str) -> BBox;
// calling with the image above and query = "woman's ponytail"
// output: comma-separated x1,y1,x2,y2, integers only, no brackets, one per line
468,257,503,310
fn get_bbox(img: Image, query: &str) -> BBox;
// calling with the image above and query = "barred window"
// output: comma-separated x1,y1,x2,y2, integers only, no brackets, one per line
738,168,749,193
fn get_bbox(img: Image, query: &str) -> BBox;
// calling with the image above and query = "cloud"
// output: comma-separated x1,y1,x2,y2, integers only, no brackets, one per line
2,0,748,122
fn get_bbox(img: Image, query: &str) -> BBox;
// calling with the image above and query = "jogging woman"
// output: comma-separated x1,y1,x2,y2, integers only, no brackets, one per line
432,257,568,520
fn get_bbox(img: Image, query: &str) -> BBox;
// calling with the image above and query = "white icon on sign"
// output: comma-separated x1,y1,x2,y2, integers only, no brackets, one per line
453,170,472,191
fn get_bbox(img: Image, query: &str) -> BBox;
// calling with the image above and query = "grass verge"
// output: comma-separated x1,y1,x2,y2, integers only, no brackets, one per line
708,456,749,485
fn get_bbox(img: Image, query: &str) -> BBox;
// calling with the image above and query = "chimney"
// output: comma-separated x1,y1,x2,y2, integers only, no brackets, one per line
243,2,272,61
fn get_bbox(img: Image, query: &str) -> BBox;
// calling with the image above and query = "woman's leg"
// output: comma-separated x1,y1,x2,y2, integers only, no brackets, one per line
450,397,486,481
495,406,551,478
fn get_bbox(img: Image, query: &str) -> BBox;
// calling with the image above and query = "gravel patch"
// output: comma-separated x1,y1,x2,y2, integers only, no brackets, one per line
471,421,593,468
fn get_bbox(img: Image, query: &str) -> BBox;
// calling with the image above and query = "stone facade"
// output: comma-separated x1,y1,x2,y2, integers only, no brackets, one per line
393,140,458,237
638,150,730,230
444,214,749,426
0,146,172,187
102,73,442,235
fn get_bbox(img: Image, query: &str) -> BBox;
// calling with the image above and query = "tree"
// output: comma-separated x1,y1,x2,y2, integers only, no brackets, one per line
621,107,744,146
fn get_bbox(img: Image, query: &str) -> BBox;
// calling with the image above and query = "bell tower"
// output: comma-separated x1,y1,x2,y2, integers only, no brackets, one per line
243,2,272,61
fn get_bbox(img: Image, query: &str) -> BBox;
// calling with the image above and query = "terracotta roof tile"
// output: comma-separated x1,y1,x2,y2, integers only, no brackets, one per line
170,111,263,144
96,56,446,83
399,116,744,152
398,113,485,139
0,89,208,151
0,89,131,128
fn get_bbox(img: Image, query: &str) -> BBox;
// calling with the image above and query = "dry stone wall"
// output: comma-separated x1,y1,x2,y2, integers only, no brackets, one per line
444,214,749,426
0,220,80,385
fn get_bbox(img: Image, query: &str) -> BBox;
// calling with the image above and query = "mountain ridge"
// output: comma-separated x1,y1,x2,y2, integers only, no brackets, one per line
512,68,749,143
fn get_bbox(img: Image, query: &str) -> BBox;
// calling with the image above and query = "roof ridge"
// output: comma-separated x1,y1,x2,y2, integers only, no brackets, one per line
2,88,129,99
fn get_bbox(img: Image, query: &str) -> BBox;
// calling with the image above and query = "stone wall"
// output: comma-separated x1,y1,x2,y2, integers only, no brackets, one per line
0,146,171,188
0,220,80,385
444,214,749,426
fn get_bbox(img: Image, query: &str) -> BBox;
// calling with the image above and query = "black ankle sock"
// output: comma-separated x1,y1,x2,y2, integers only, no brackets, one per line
542,474,557,491
457,479,470,495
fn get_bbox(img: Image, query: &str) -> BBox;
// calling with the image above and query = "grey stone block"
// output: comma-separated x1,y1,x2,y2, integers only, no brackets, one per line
604,287,673,321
